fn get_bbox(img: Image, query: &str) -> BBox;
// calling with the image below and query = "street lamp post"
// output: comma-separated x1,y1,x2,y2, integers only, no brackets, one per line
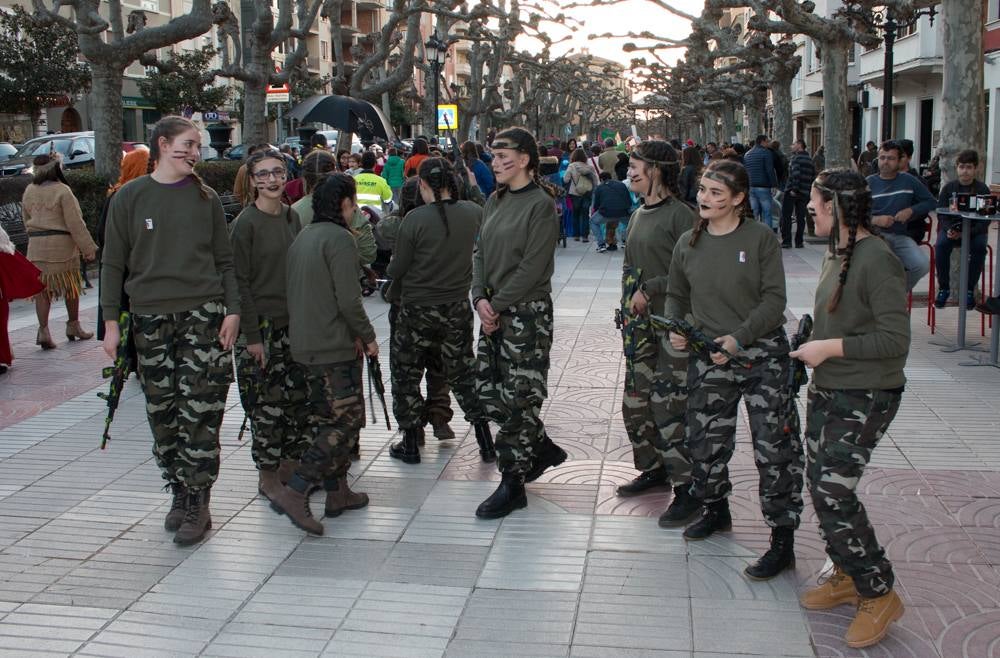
841,3,937,142
425,32,448,139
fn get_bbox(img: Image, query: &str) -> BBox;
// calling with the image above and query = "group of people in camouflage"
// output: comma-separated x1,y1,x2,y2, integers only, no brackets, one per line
615,143,909,649
100,115,909,650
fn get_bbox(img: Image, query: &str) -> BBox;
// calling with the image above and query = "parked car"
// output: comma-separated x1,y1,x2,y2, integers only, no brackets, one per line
224,143,246,161
0,131,96,177
0,143,17,163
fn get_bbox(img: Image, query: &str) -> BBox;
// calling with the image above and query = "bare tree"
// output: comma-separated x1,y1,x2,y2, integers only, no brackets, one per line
31,0,215,179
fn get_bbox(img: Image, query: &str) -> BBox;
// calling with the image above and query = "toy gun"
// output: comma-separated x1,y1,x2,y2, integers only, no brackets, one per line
441,113,477,202
649,315,753,369
236,319,271,442
782,314,813,437
617,266,647,394
98,311,136,449
366,353,392,430
481,287,504,384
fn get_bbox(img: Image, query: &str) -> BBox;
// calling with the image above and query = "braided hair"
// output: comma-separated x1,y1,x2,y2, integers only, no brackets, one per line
689,159,751,247
146,116,211,200
399,176,424,216
302,149,337,194
812,168,873,312
418,157,460,237
631,140,681,199
491,127,558,199
312,173,357,234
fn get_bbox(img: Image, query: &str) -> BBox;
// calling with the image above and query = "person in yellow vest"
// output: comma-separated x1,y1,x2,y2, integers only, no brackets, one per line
353,151,393,211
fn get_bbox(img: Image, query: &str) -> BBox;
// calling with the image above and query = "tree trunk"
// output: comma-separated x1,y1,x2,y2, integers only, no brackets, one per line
772,74,793,153
939,0,984,184
746,104,762,141
92,64,126,181
820,40,851,169
722,105,736,143
243,76,268,148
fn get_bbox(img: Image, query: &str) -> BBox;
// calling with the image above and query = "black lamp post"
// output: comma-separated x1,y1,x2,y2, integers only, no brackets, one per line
841,3,938,142
425,32,448,138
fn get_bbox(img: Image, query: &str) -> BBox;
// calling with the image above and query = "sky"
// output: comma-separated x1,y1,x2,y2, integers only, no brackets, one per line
516,0,706,68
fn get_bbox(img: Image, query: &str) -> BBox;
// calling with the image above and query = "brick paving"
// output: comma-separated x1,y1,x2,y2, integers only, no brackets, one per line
1,239,999,657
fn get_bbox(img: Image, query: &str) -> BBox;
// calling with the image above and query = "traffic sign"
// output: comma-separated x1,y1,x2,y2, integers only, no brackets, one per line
437,104,458,131
267,80,290,104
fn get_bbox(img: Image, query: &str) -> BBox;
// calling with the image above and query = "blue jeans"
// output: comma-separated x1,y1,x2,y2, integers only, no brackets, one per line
935,232,988,292
749,187,775,228
882,232,931,291
591,211,627,246
570,193,592,238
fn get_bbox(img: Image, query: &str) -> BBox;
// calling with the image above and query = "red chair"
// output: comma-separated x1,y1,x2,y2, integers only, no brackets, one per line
907,218,936,334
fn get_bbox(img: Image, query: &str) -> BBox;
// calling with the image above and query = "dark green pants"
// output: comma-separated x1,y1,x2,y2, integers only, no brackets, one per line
296,359,365,483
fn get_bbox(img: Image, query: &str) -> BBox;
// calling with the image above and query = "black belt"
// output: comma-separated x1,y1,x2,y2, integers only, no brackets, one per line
27,229,71,237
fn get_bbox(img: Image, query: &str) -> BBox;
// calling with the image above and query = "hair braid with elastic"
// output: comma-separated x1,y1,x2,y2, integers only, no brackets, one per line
812,168,873,312
418,157,454,236
312,173,357,234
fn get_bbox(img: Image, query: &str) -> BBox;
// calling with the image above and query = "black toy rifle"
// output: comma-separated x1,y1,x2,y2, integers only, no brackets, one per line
98,311,136,449
366,353,392,430
441,113,476,201
783,314,814,436
236,319,271,442
481,287,503,384
649,315,753,369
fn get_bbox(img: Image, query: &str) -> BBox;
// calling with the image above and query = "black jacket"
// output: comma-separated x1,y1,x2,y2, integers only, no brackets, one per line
785,151,817,195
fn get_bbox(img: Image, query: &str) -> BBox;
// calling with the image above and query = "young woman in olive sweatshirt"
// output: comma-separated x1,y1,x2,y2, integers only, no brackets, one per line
616,140,701,530
230,148,309,502
386,157,495,465
665,159,804,580
270,173,376,536
471,127,564,519
793,169,910,649
101,116,240,546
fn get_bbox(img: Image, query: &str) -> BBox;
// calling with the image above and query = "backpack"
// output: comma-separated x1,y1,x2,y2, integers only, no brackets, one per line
574,165,595,194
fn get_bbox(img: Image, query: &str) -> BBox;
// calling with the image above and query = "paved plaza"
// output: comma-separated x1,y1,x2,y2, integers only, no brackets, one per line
1,238,1000,657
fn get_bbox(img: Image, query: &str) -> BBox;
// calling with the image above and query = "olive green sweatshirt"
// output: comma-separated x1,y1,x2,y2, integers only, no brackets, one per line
812,236,910,389
623,198,697,315
286,221,375,365
293,194,377,265
229,204,302,343
386,200,481,305
666,219,786,347
471,184,559,311
101,176,239,319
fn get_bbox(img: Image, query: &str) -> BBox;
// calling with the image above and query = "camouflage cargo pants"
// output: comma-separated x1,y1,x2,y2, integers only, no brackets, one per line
234,322,311,470
391,300,485,429
388,303,453,427
296,359,365,483
686,330,804,528
476,296,553,477
806,386,900,598
622,325,692,482
132,300,232,491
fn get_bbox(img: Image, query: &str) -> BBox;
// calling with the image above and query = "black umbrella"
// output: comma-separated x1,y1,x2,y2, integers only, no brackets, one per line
287,94,396,142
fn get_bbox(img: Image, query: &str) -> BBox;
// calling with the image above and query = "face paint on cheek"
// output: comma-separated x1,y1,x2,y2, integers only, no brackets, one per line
496,159,516,175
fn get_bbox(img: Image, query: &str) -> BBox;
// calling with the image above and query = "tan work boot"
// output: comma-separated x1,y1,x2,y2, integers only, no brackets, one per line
270,476,324,535
845,590,904,648
800,566,859,610
257,469,282,501
66,320,94,341
324,477,370,517
174,489,212,545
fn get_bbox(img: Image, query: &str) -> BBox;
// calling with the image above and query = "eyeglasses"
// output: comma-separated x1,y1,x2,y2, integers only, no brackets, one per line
252,168,287,181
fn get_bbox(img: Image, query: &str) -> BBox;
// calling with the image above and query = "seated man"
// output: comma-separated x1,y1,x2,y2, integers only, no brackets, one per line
866,140,936,291
937,149,991,309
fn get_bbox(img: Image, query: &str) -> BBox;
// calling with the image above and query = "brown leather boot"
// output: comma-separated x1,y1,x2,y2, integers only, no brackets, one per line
66,321,94,341
800,566,859,610
276,460,297,484
257,469,282,501
270,475,324,535
323,477,369,517
845,590,904,648
164,483,187,532
173,489,212,545
36,326,55,350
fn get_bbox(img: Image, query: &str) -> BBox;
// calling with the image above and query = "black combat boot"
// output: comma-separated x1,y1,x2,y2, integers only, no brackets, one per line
474,421,496,463
475,473,527,519
164,483,187,532
524,434,568,483
744,527,795,580
683,499,732,540
616,467,670,497
657,485,703,527
173,488,212,545
389,427,422,464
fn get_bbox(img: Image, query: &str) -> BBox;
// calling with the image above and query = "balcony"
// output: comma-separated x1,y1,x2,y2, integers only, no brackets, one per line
355,0,382,9
455,60,471,78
